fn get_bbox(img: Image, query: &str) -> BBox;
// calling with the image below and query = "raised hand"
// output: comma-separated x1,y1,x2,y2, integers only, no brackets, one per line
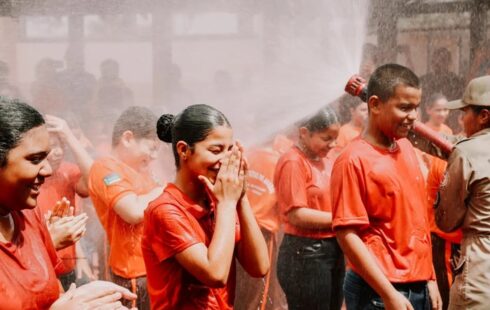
46,197,88,250
45,114,75,142
198,144,245,207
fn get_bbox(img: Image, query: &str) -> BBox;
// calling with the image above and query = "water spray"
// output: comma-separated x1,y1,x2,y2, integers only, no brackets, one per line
344,74,454,156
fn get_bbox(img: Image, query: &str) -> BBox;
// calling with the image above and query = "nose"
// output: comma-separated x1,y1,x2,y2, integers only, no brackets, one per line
40,159,53,177
407,108,418,121
328,139,337,148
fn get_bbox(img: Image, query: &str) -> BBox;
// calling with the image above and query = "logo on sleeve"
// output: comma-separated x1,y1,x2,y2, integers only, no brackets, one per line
103,172,122,186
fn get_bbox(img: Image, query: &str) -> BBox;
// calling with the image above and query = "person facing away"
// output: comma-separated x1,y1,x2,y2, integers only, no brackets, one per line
435,75,490,310
331,64,442,310
141,104,270,309
88,106,163,310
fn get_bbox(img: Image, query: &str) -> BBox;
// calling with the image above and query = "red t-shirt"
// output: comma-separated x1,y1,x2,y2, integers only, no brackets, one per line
37,161,81,274
89,156,157,278
331,138,434,282
0,207,64,309
142,184,241,310
274,146,335,239
245,147,280,233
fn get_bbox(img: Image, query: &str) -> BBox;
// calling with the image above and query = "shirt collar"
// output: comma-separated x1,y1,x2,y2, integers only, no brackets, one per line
164,183,213,220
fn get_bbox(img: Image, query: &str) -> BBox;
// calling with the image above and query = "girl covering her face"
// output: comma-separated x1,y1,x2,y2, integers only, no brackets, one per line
142,104,269,310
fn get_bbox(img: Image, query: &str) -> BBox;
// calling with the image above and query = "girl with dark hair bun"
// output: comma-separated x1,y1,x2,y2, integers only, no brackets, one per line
274,106,345,310
142,104,270,309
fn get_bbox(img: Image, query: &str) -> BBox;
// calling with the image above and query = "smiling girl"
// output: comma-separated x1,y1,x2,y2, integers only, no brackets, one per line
142,104,269,309
274,106,344,310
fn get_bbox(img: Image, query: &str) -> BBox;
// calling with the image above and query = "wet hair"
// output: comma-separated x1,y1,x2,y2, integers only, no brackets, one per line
112,106,158,147
426,92,447,109
157,104,231,168
299,106,339,132
0,97,45,167
367,64,420,102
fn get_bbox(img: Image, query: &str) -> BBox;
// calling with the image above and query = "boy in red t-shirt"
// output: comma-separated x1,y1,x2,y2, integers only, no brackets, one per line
88,107,163,310
331,64,442,310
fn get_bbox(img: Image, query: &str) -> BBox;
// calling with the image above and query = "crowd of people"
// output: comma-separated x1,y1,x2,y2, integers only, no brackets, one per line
0,41,489,310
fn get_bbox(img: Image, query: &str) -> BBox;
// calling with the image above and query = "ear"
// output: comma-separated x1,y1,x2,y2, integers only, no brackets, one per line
478,108,490,127
298,127,309,140
368,95,382,115
120,130,134,147
176,141,190,160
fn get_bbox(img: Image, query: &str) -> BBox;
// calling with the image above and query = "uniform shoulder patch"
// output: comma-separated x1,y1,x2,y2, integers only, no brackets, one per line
103,172,122,186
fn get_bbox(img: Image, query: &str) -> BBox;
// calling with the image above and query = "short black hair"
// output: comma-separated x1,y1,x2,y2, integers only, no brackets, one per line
112,106,158,147
367,64,420,102
0,97,45,167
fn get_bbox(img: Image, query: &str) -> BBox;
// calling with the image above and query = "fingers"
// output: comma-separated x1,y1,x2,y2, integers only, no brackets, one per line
198,175,214,192
53,197,71,218
87,292,122,309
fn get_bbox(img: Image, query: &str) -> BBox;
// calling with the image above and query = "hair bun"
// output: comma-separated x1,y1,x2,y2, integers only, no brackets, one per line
157,114,174,143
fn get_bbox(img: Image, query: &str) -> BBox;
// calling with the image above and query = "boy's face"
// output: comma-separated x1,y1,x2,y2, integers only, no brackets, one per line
374,85,421,140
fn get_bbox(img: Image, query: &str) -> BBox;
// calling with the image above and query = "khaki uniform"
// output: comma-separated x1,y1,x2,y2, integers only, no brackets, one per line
435,128,490,310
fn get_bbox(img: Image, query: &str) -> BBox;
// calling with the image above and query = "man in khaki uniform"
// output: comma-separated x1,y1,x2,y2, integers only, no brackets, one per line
435,75,490,310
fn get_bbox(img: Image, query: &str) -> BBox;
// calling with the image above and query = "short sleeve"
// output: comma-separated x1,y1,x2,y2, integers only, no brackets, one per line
331,156,370,230
89,161,135,210
65,162,82,188
33,207,65,275
149,205,202,262
275,159,308,214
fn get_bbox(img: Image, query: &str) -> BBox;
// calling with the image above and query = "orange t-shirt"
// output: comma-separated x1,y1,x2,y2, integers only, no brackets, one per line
426,157,462,244
331,138,434,283
274,146,335,239
245,147,280,233
88,156,157,278
336,122,362,148
142,184,241,310
37,161,81,274
0,207,64,309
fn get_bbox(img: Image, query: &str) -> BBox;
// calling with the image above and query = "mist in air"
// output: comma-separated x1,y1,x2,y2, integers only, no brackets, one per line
0,0,369,147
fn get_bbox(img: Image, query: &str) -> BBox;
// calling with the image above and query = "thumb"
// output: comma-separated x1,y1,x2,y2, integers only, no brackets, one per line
60,283,77,301
198,175,214,192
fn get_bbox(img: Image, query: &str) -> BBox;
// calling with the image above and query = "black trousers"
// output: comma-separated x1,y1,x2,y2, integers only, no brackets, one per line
277,234,345,310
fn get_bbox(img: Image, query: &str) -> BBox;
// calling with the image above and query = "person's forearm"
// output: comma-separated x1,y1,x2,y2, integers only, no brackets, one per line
236,196,270,277
64,131,93,178
337,229,399,301
206,203,237,284
288,207,332,230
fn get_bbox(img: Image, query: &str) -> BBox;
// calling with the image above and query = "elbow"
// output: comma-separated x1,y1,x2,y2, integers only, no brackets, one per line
204,273,228,288
125,214,144,225
248,259,270,278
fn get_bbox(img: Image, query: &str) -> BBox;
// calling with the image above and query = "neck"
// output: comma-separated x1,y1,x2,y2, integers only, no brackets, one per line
350,119,364,129
296,142,320,161
364,120,395,149
174,169,208,206
0,211,14,243
427,119,442,129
